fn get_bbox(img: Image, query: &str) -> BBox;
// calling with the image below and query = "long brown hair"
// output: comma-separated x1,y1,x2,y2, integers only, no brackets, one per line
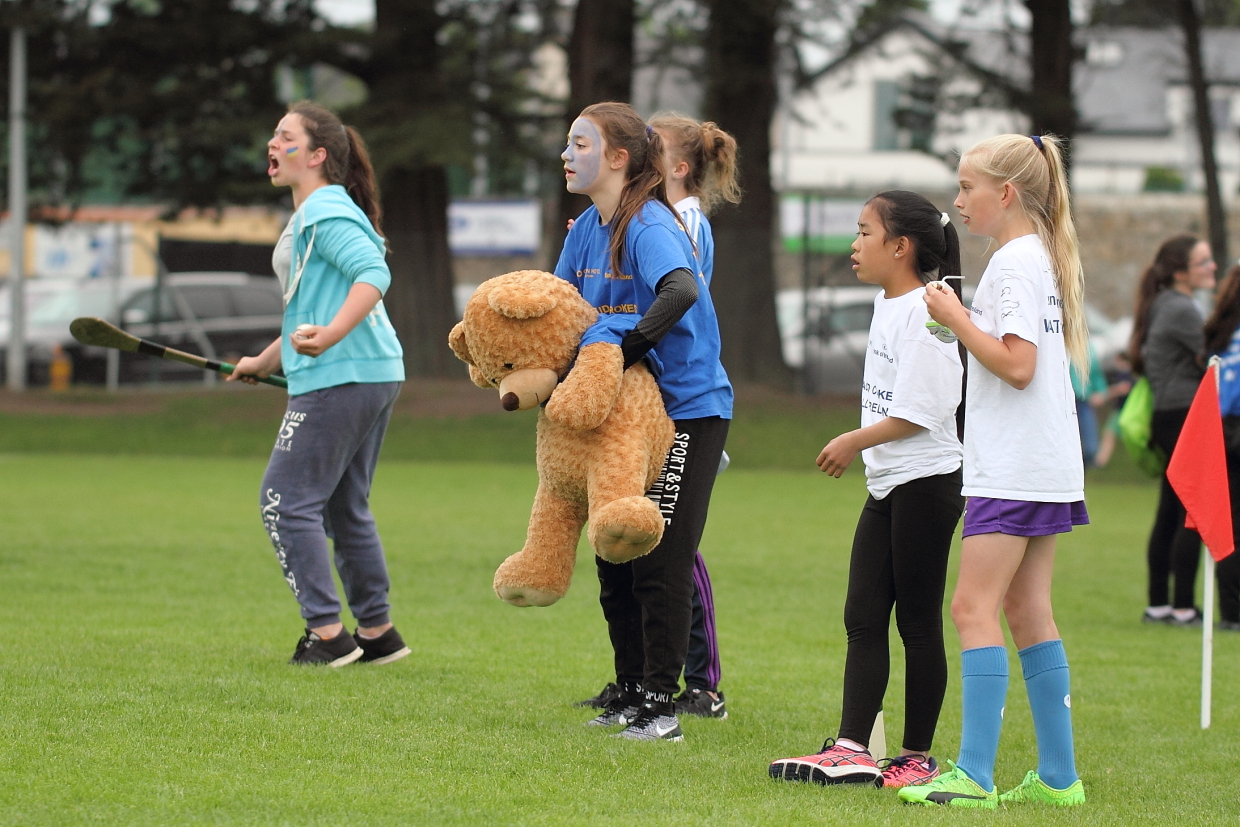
579,102,683,278
1205,264,1240,355
647,112,741,215
961,133,1087,375
1127,234,1199,374
287,100,383,237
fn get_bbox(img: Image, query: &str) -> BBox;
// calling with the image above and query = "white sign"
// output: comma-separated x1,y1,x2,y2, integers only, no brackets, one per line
779,197,867,240
449,200,541,256
32,222,131,279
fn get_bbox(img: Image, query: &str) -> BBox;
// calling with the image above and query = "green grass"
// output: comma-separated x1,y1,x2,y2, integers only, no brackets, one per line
0,440,1237,824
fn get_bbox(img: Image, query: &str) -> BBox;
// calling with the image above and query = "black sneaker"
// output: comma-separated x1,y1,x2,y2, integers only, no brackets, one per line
289,629,363,666
1217,619,1240,632
614,702,684,742
1141,607,1172,623
1168,607,1204,626
674,687,727,719
353,626,411,665
574,682,624,709
585,691,640,727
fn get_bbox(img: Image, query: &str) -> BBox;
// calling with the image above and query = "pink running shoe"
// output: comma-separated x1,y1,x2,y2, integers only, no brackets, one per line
768,739,882,786
878,755,939,788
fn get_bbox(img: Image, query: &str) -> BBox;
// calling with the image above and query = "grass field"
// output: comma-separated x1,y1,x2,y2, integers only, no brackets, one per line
1,387,1237,825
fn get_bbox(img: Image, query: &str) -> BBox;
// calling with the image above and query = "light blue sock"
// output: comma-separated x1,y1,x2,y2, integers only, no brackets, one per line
1019,639,1078,790
955,646,1007,793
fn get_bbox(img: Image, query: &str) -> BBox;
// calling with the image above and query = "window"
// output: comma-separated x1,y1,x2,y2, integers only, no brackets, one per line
231,283,284,317
178,285,232,320
121,288,181,324
873,81,899,151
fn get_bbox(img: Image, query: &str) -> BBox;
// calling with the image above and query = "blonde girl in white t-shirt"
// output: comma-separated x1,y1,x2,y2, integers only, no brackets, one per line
901,134,1088,809
769,190,964,790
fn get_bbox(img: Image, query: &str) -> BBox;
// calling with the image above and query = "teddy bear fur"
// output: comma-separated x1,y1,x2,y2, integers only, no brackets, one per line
448,270,675,607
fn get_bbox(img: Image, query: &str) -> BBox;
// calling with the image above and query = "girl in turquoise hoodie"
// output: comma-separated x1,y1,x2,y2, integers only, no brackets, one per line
229,101,408,667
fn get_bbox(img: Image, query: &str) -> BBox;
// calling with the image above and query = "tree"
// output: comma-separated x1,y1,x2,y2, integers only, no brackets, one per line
1178,0,1229,265
703,0,791,388
1026,0,1075,141
552,0,636,260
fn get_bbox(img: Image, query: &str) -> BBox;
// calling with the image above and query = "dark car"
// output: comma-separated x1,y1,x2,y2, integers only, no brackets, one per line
21,272,284,385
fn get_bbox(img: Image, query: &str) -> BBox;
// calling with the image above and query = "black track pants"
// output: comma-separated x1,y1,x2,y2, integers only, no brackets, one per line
837,469,963,754
1148,408,1202,608
596,417,729,700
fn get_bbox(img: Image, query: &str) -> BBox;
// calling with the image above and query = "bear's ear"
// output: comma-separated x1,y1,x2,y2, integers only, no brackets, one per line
487,270,560,319
448,322,473,365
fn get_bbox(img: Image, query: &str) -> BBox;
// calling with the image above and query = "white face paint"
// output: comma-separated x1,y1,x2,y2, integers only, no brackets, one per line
561,117,603,194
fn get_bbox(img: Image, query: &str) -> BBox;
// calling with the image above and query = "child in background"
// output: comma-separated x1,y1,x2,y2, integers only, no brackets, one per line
768,191,963,789
902,134,1088,808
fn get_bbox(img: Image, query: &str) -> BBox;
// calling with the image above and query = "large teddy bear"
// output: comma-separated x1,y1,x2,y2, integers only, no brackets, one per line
448,270,675,607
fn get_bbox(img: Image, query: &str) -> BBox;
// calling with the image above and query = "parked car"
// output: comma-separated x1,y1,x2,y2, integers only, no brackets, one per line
775,284,1123,394
16,273,284,386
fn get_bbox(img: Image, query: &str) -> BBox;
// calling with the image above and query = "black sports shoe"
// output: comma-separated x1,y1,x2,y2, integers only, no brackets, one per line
353,626,411,664
289,629,363,666
674,687,727,719
614,702,684,742
586,691,640,727
1217,619,1240,631
1168,607,1204,626
574,682,624,709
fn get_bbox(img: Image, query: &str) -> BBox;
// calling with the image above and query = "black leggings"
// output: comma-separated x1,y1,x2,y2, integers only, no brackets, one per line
1148,408,1202,608
838,469,963,754
596,417,729,701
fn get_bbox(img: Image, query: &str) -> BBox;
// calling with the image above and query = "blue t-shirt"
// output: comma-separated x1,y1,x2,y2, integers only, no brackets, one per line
554,201,732,420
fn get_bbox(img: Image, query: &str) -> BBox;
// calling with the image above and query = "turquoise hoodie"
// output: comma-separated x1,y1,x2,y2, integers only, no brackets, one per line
281,185,405,395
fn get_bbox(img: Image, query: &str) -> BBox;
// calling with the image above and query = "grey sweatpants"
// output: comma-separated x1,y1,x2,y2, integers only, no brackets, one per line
259,381,401,628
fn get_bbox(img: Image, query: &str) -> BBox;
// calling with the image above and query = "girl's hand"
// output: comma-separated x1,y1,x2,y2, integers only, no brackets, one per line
290,324,342,357
924,281,969,329
226,338,281,384
816,432,859,478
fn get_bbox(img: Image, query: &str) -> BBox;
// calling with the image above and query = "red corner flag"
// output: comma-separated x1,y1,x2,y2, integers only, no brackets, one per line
1167,365,1234,561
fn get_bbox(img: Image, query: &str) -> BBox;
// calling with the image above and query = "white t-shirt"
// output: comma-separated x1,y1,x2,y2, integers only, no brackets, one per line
961,234,1084,502
271,215,295,297
860,286,964,499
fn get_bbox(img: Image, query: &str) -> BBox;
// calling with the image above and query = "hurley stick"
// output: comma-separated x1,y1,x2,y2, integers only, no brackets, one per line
69,316,288,388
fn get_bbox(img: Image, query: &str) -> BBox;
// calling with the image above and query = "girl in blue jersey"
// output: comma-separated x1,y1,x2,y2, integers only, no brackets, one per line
229,101,409,668
651,112,740,718
556,101,733,742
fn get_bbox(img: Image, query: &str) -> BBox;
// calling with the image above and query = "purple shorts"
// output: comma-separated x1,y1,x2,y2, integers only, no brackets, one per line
962,497,1089,538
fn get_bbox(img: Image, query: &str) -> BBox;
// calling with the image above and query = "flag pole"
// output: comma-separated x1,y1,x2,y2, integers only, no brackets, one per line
1202,355,1221,729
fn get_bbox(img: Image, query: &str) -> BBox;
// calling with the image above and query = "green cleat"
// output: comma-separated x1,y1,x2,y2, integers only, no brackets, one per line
897,761,997,809
998,770,1085,807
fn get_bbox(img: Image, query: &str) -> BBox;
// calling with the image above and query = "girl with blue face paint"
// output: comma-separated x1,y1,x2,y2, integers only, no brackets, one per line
554,101,733,743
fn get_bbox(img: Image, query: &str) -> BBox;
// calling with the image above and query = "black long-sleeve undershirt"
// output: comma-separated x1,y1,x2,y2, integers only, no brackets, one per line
620,267,697,369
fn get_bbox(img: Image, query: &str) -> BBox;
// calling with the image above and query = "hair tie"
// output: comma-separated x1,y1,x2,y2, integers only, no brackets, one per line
645,124,653,140
1030,134,1044,151
939,212,950,227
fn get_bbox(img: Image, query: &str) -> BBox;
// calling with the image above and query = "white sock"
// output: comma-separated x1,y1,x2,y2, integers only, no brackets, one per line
1145,605,1172,619
836,737,867,753
1172,607,1198,621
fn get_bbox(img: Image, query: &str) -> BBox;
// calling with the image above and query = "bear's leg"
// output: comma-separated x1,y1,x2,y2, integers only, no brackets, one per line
494,483,586,607
586,456,666,563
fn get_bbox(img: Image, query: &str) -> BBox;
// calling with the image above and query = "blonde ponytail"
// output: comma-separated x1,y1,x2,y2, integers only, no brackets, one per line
963,133,1088,375
648,112,742,215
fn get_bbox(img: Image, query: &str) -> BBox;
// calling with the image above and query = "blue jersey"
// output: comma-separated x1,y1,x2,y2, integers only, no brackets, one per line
554,200,732,420
674,196,713,286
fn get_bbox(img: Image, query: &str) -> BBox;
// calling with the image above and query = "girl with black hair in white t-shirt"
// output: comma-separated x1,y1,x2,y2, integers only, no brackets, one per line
769,190,964,790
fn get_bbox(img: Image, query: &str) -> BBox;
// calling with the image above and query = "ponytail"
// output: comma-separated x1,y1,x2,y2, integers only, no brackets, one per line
343,126,383,237
648,112,741,215
866,190,960,287
287,100,384,238
962,133,1087,376
1204,264,1240,356
1128,233,1199,374
580,102,685,278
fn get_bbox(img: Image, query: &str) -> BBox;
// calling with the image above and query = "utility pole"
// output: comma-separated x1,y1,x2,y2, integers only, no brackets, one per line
6,24,26,392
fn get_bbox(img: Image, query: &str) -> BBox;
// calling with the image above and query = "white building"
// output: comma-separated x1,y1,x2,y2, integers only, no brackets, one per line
772,14,1240,197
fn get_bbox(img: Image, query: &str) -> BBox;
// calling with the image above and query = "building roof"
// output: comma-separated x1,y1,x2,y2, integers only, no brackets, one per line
813,15,1240,137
